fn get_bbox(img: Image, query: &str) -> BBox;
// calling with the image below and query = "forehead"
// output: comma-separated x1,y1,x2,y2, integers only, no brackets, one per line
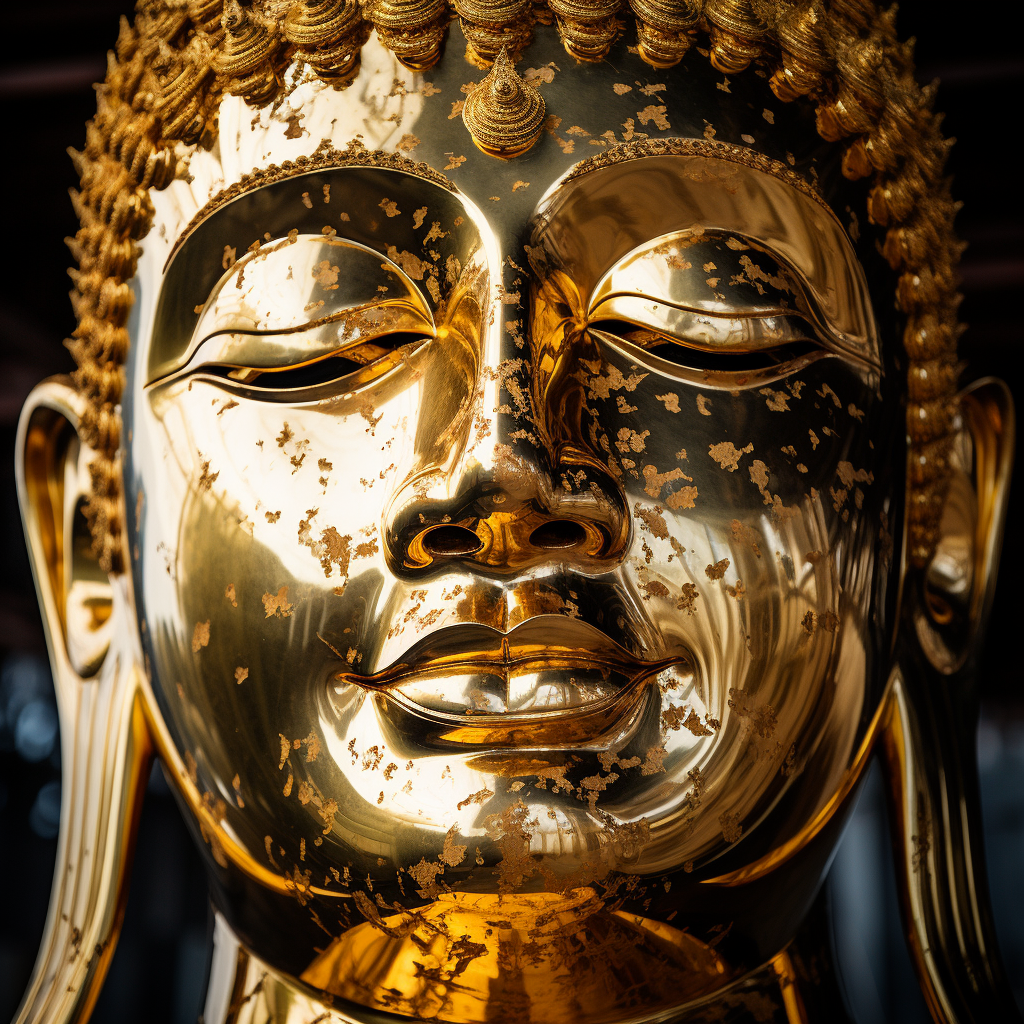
149,28,843,258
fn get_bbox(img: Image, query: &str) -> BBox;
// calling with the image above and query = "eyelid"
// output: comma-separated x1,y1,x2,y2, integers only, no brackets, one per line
585,229,879,369
588,295,819,351
156,301,433,386
147,234,435,385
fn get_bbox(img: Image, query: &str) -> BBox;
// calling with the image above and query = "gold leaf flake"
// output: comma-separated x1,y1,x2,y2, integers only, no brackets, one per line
312,259,339,290
759,387,790,411
441,825,467,866
524,64,556,86
708,441,754,472
666,486,698,510
191,620,210,653
263,586,293,618
706,558,730,580
637,105,670,130
456,786,494,810
720,813,743,843
235,666,248,684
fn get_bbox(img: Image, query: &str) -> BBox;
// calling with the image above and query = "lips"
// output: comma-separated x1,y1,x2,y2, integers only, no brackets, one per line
331,616,686,723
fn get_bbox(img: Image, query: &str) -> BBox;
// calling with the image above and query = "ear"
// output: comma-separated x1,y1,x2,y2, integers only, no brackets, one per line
14,376,151,1024
880,377,1020,1023
19,376,117,678
912,378,1014,674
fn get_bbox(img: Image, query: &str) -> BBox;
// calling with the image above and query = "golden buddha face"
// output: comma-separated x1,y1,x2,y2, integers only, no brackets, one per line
47,29,916,1022
111,36,900,1015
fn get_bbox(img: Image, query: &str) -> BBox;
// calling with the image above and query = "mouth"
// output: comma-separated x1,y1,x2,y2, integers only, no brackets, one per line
329,617,689,744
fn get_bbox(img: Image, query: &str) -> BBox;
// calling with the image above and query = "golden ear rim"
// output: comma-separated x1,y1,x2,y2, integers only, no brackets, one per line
913,378,1014,675
14,376,152,1024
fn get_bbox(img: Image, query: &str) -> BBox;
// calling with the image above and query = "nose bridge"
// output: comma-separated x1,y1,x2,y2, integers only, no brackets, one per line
384,243,629,577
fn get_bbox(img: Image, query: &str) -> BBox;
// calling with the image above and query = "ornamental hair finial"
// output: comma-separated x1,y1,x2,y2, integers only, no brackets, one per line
462,47,546,157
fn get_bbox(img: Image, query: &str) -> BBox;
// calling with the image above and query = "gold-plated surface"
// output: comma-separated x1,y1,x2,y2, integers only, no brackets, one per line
13,7,1019,1024
15,380,151,1024
63,0,965,575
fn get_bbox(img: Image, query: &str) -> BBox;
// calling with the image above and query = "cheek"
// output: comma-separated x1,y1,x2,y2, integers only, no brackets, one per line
132,382,411,739
576,348,887,729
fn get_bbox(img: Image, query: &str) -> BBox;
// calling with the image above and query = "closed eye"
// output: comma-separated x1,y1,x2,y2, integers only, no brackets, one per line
604,325,822,373
183,331,428,393
587,314,829,384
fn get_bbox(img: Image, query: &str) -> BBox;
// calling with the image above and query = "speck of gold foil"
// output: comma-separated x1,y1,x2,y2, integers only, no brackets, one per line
263,586,294,618
637,105,669,130
706,558,730,580
235,666,248,684
708,441,753,472
719,813,743,843
441,825,467,867
191,620,210,653
524,63,557,86
456,786,494,810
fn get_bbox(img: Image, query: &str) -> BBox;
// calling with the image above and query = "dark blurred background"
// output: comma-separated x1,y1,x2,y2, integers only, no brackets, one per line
0,5,1021,1022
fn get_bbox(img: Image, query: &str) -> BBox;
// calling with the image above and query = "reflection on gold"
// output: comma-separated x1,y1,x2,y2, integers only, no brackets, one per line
13,6,1017,1024
302,890,731,1023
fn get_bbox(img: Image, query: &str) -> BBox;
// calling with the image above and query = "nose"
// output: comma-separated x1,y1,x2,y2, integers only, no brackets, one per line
382,226,629,577
383,353,628,577
385,438,628,576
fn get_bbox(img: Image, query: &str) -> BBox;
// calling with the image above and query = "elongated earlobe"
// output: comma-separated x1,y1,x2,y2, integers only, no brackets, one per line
14,376,151,1024
881,377,1019,1024
913,378,1014,674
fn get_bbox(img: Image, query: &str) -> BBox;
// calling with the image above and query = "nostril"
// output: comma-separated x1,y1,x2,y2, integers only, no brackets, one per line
529,519,586,551
422,525,483,558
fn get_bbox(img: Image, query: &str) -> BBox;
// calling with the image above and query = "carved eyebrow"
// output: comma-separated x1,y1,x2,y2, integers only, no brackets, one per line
168,149,460,266
555,137,830,212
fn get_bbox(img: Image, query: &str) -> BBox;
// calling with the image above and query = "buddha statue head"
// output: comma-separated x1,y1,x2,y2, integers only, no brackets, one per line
14,1,1018,1022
